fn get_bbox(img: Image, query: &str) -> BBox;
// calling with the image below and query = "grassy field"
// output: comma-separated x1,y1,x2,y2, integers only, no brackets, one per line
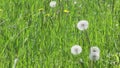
0,0,120,68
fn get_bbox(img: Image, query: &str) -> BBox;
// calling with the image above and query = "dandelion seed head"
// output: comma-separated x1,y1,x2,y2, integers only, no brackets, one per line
89,52,100,61
71,45,82,55
49,1,56,8
77,20,88,31
90,46,100,53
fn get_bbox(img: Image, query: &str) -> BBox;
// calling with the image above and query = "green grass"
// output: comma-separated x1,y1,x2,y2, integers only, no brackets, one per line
0,0,120,68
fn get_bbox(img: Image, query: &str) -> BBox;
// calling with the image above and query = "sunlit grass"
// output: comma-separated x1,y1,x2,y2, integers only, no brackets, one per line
0,0,120,68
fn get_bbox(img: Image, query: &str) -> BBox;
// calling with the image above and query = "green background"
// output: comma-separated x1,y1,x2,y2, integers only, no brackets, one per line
0,0,120,68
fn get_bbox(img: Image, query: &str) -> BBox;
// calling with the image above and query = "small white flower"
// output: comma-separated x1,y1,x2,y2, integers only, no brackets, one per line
13,58,18,68
77,20,88,31
89,52,100,61
71,45,82,55
49,1,56,8
90,46,100,53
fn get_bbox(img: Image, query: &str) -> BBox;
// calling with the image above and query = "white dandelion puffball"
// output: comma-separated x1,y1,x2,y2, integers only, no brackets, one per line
77,20,88,31
49,1,56,8
71,45,82,55
89,52,100,61
90,46,100,53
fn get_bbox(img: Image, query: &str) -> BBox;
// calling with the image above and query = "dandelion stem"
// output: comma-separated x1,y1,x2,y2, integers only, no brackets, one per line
90,60,93,68
13,58,18,68
79,61,84,68
85,30,91,47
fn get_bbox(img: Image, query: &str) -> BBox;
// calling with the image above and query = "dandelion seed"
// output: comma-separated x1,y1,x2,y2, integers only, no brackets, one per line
64,10,70,13
77,20,88,31
89,52,100,61
71,45,82,55
49,1,56,8
13,58,18,68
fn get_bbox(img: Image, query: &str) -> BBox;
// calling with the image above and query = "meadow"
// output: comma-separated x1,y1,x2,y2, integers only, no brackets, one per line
0,0,120,68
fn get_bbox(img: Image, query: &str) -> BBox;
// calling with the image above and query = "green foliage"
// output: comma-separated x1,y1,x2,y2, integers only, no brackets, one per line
0,0,120,68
